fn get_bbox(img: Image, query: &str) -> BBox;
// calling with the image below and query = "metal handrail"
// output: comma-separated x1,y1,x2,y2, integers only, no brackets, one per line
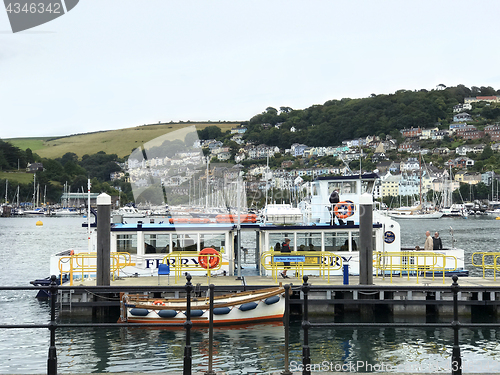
261,250,343,283
162,251,222,284
471,251,500,279
58,252,133,285
374,251,457,284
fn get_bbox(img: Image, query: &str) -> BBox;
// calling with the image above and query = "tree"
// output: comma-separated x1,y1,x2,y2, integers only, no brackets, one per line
197,126,223,140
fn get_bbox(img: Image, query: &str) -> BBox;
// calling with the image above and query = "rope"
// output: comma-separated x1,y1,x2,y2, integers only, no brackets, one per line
83,289,121,300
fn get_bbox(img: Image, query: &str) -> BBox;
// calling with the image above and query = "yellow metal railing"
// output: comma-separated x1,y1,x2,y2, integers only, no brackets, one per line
58,252,133,286
374,251,458,284
471,252,500,280
162,251,223,284
261,250,343,283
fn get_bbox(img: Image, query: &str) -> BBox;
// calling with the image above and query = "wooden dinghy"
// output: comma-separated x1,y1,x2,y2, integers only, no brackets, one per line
120,287,285,325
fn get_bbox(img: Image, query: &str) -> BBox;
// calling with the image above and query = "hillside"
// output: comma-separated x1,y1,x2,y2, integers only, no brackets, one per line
5,122,240,159
244,85,500,148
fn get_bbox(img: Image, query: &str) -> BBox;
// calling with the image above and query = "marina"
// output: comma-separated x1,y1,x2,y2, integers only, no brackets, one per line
3,171,500,373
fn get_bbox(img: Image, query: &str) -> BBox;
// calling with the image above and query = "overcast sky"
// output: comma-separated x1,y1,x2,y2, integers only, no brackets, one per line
1,0,500,139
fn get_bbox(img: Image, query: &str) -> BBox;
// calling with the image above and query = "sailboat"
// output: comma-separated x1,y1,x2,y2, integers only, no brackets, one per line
439,165,467,218
387,153,443,220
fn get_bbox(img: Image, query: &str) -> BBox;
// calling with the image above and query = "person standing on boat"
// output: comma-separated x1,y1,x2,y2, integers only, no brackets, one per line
280,238,291,278
329,188,344,226
424,231,433,251
433,232,443,250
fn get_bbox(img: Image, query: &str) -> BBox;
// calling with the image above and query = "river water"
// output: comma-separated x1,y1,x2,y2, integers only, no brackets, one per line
0,216,500,373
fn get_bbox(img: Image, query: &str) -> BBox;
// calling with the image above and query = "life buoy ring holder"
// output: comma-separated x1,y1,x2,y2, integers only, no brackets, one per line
334,201,353,219
198,248,220,269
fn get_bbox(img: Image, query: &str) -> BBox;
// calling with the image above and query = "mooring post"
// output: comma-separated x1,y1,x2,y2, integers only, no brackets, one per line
47,275,57,375
359,193,373,285
451,275,462,375
184,274,193,375
302,276,311,375
282,284,292,375
205,284,216,375
96,193,111,286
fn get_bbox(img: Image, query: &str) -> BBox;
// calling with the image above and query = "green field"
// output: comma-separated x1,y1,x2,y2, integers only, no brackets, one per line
4,138,51,152
0,171,35,184
4,122,240,159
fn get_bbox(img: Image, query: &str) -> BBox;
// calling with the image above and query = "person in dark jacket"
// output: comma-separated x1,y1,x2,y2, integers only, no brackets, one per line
329,189,344,225
433,232,443,250
280,238,291,278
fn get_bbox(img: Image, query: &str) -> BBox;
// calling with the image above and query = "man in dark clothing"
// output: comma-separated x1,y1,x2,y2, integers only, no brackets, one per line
280,238,291,278
433,232,443,250
329,189,344,225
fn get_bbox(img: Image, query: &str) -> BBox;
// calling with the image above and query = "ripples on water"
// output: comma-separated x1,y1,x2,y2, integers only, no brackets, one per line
1,216,500,373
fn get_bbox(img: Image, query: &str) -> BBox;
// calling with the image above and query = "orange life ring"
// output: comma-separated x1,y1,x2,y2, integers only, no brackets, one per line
153,300,164,306
198,248,220,269
334,201,353,219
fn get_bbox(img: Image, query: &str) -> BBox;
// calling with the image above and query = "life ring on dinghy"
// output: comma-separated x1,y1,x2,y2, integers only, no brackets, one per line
334,201,353,219
198,248,220,269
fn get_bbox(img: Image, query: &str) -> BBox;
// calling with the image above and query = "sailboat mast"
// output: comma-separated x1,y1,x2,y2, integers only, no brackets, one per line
419,152,423,207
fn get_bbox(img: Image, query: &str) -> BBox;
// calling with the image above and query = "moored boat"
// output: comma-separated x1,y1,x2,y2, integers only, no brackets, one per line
120,286,285,325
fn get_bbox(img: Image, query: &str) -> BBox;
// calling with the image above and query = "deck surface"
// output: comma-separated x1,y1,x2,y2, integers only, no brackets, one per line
73,274,500,288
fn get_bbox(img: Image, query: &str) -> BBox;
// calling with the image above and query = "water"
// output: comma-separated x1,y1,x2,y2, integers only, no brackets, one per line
1,216,500,373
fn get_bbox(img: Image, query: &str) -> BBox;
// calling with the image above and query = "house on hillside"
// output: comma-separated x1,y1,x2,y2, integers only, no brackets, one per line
453,112,472,122
26,163,44,173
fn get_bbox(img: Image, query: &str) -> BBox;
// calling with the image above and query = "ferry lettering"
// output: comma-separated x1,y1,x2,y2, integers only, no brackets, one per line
145,259,164,269
342,256,352,263
330,256,342,267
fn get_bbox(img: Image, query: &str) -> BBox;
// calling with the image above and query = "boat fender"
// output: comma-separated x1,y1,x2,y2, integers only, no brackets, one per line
264,295,280,305
239,302,258,311
157,309,178,318
129,308,150,317
213,307,231,315
184,309,204,317
153,300,165,306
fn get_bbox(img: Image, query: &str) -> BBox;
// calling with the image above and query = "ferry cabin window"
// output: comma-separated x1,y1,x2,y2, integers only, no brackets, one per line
327,181,356,195
312,184,318,196
199,233,225,252
361,180,375,194
324,232,348,252
296,232,322,251
328,182,341,196
269,233,293,251
144,234,170,253
172,233,197,252
324,232,374,252
117,234,137,255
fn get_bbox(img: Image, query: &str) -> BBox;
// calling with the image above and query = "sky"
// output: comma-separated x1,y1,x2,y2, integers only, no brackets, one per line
1,0,500,139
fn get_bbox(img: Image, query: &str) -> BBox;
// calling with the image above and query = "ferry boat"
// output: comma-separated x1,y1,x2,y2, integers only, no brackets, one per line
44,173,467,286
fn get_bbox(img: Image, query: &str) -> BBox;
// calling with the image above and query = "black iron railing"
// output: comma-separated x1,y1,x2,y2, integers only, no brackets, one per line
1,275,500,374
298,275,500,375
